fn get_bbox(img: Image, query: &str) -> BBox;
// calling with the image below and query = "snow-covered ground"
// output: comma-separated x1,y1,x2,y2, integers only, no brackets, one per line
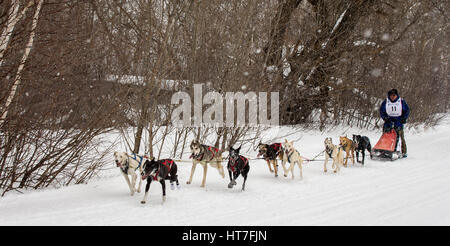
1,119,450,226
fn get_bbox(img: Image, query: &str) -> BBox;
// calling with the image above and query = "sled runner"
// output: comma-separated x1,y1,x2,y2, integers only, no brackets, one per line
370,129,403,161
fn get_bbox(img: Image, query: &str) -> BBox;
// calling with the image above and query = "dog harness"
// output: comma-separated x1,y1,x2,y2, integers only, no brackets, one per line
119,153,144,174
272,143,282,153
153,159,174,181
130,153,144,170
264,143,282,160
208,146,219,161
191,146,220,161
325,146,333,157
229,156,248,172
285,149,299,163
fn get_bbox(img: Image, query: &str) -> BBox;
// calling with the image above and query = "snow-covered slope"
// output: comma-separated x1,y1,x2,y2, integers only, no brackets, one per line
1,120,449,226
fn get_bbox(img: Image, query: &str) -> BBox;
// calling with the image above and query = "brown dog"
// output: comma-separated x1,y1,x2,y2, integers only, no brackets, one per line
339,136,356,167
257,142,284,177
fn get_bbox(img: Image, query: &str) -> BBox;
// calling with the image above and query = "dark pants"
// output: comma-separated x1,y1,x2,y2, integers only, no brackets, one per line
396,129,407,154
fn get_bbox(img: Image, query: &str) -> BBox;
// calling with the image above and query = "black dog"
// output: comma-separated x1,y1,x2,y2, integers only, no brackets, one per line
140,158,179,204
352,135,372,165
227,146,250,191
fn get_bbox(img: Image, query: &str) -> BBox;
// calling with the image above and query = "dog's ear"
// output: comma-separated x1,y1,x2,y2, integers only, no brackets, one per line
290,141,294,145
151,157,155,161
237,145,241,151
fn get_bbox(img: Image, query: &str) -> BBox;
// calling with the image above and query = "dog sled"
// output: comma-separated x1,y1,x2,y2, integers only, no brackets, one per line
370,129,403,161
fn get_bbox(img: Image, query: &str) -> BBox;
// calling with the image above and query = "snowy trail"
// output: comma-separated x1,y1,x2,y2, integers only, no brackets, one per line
1,122,450,226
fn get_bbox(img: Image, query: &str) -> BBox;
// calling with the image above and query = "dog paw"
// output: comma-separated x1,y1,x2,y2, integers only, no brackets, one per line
170,184,175,190
141,201,146,204
177,184,181,190
186,181,191,184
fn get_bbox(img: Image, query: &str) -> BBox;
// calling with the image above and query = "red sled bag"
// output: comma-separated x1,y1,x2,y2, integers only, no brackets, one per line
370,129,402,161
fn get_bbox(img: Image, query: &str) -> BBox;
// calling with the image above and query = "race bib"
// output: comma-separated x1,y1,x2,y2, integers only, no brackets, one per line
386,98,402,117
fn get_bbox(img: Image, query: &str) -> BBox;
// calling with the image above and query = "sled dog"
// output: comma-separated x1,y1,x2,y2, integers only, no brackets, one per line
113,151,144,196
281,139,304,179
323,138,344,173
227,146,250,191
257,142,284,177
339,136,356,167
140,158,179,204
352,134,372,165
187,140,225,187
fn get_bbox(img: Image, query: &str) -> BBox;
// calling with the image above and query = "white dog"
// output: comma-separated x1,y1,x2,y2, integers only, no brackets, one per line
323,138,344,173
282,139,304,179
113,152,145,195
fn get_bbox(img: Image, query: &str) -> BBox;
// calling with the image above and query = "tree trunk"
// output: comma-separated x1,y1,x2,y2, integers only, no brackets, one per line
0,0,44,127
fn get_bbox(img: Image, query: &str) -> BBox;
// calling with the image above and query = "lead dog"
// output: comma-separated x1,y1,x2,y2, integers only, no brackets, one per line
352,134,372,165
187,140,225,188
281,139,304,179
323,138,344,173
140,158,179,204
227,146,250,191
257,142,284,177
113,151,144,196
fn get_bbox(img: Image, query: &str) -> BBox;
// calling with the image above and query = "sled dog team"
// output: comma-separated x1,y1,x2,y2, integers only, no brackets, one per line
114,135,372,205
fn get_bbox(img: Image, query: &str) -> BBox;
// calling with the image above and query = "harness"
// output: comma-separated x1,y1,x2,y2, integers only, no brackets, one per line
264,143,282,159
272,143,282,153
208,146,219,161
121,153,144,174
229,155,248,172
153,159,174,181
130,153,144,169
325,146,334,157
285,149,299,163
193,146,219,161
